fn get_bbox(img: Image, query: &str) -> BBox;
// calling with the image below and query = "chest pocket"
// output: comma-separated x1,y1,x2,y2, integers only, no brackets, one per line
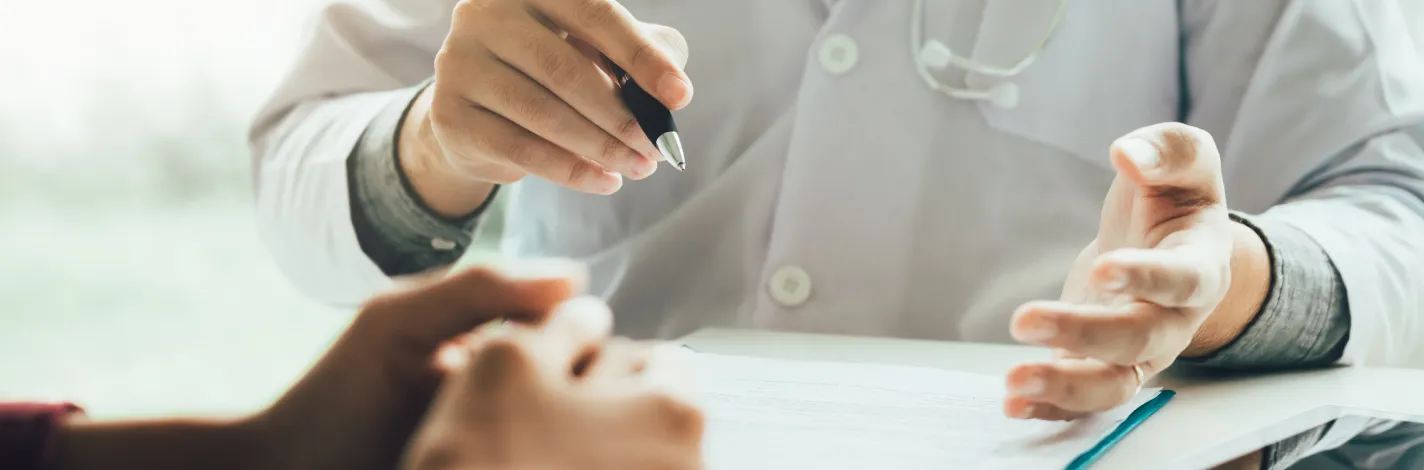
946,1,1182,169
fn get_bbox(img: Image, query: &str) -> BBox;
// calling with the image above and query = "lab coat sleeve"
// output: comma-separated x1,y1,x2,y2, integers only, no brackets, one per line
1182,0,1424,368
1180,0,1424,465
248,0,450,306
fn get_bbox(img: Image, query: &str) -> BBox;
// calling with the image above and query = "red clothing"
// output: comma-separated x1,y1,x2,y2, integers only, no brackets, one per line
0,403,82,470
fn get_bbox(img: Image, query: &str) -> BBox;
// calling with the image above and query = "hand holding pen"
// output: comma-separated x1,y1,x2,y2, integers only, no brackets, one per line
402,0,692,200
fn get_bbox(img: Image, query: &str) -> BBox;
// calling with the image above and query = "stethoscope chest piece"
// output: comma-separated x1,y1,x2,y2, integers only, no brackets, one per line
909,0,1065,110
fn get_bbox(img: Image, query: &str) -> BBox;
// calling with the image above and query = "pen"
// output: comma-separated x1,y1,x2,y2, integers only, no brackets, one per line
602,56,686,171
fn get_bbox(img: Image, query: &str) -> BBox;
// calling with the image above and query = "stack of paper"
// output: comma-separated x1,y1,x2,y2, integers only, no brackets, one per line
681,351,1166,470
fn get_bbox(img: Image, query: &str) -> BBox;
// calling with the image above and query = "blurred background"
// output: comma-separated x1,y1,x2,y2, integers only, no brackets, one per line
0,0,447,419
1,1,1422,420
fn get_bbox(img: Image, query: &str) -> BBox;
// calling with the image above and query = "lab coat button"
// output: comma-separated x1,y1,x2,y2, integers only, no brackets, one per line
431,238,458,250
768,265,813,307
818,34,859,76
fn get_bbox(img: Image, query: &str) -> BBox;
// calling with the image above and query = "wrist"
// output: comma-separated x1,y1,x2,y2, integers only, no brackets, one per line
398,86,499,219
1183,220,1272,357
56,416,260,470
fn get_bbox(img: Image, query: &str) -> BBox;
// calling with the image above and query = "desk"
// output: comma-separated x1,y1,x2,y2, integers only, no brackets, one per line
682,329,1424,470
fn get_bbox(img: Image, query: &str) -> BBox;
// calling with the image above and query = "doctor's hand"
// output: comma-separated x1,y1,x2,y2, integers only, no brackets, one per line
1003,123,1271,421
401,299,706,470
401,0,693,217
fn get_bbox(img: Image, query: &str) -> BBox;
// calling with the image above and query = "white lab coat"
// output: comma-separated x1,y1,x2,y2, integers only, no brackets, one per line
250,0,1424,460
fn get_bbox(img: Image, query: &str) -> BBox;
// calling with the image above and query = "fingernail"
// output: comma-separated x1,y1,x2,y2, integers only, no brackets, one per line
595,172,624,195
1021,319,1057,342
634,156,658,179
1118,138,1160,170
552,296,614,335
1010,376,1045,396
657,73,692,108
1019,404,1037,419
1102,267,1128,292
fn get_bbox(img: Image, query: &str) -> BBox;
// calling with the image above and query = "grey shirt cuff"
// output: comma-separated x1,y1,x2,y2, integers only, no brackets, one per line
347,82,499,276
1262,420,1335,470
1183,212,1350,370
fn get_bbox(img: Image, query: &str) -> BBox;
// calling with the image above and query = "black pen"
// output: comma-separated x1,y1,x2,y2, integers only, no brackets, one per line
603,57,686,171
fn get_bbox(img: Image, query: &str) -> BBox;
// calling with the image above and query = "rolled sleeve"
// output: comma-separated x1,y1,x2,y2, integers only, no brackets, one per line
347,82,500,276
1184,212,1350,370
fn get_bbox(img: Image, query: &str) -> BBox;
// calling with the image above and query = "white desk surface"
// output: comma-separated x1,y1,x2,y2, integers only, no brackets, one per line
682,329,1424,470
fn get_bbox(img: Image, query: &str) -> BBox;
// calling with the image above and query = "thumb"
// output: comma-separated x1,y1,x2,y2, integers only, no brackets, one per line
570,23,692,109
360,258,589,352
1110,122,1227,216
643,24,690,70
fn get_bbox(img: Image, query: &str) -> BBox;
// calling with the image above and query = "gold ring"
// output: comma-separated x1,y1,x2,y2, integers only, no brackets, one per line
1131,364,1145,388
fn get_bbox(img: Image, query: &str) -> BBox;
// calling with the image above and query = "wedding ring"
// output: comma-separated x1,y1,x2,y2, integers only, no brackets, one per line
1131,364,1145,388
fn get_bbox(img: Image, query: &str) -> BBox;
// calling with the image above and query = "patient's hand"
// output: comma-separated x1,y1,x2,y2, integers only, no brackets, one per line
401,299,706,470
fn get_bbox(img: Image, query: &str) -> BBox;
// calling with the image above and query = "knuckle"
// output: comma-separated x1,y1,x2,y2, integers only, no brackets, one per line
576,0,621,29
1175,270,1204,305
473,335,538,381
599,136,627,163
426,89,462,127
502,138,540,168
628,41,660,69
518,98,557,132
535,43,584,90
1156,122,1201,160
615,114,643,142
563,156,603,188
650,26,690,66
647,391,706,439
566,158,601,186
493,81,549,128
451,0,493,23
433,48,458,76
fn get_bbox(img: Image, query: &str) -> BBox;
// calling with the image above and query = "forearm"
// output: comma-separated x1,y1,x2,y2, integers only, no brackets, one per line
56,419,258,470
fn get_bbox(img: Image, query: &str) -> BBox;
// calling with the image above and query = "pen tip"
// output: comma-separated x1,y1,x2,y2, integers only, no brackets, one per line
656,132,687,172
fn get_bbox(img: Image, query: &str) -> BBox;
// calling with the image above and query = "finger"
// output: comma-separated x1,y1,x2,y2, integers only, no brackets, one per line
1005,359,1143,414
1093,246,1228,309
1010,300,1192,365
581,337,650,381
639,342,694,396
461,297,611,392
429,92,623,194
434,332,475,372
532,0,692,108
475,32,658,179
483,15,663,163
356,259,588,353
1002,396,1082,421
1110,122,1226,215
626,389,706,444
523,296,615,379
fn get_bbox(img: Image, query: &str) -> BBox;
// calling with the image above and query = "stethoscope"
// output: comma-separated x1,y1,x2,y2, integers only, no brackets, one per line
909,0,1068,109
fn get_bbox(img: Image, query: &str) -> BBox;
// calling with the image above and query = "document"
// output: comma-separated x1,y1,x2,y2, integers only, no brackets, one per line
682,351,1160,470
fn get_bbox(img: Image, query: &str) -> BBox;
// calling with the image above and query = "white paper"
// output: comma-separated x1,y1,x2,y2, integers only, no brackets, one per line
682,351,1160,470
